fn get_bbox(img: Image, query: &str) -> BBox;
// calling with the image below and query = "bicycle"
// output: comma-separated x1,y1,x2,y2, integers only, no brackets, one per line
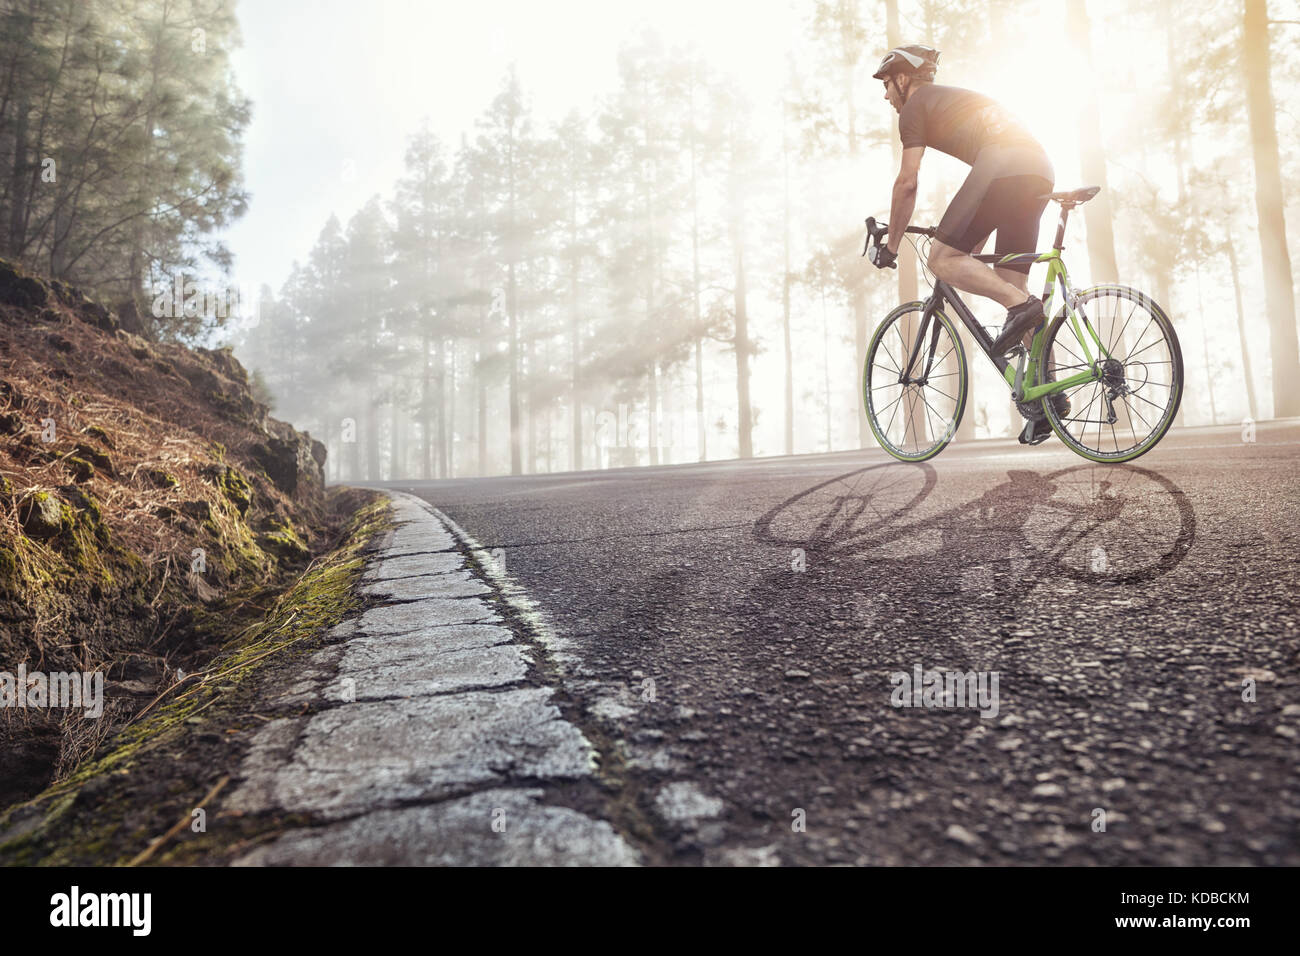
860,186,1184,463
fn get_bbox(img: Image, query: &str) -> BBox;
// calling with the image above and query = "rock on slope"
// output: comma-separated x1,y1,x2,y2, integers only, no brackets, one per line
0,258,334,804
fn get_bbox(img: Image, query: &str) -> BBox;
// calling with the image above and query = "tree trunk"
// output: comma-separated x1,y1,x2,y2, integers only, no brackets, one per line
508,261,521,474
6,99,28,258
1194,263,1218,424
421,326,433,479
526,330,536,473
390,384,402,480
570,274,582,471
695,338,707,461
734,246,754,459
822,287,833,451
447,340,456,477
885,0,924,449
437,336,449,478
1152,269,1187,428
1068,0,1120,289
365,384,380,481
1244,0,1300,418
507,110,523,473
1226,230,1260,420
782,100,794,456
689,74,707,463
647,359,659,466
478,304,489,477
569,164,583,472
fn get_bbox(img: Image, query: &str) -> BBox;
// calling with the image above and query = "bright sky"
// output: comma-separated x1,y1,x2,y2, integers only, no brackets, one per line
220,0,1166,451
221,0,1146,297
222,0,803,297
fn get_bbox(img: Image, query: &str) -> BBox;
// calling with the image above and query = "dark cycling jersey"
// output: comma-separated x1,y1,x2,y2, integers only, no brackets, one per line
898,84,1041,164
898,83,1054,271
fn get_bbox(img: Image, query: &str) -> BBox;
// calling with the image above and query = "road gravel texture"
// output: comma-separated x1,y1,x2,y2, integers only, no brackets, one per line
375,422,1300,865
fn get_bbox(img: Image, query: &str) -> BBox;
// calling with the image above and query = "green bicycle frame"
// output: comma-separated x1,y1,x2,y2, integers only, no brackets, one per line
900,204,1114,402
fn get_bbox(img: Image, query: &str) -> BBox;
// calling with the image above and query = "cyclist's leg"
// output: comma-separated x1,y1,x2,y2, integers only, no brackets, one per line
928,162,1027,309
990,175,1053,349
973,173,1066,424
975,233,1027,295
928,241,1023,307
995,264,1028,301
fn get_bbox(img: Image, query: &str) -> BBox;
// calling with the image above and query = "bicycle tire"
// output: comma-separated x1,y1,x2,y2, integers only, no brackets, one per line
1040,285,1183,463
863,300,969,462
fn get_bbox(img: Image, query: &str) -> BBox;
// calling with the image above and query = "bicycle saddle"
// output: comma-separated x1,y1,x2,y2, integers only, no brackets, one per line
1040,185,1101,204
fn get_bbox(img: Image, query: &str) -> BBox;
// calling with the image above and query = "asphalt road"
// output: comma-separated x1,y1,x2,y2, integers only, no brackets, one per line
376,421,1300,865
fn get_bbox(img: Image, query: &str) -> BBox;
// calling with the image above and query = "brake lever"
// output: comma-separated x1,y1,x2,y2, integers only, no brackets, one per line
863,216,888,258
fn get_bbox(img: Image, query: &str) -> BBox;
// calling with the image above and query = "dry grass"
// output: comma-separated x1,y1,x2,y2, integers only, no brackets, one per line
0,259,332,802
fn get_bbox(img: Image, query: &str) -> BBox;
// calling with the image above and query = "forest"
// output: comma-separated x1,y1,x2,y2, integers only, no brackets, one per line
3,0,1299,479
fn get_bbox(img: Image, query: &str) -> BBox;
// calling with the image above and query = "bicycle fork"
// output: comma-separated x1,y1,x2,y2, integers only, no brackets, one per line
899,298,943,386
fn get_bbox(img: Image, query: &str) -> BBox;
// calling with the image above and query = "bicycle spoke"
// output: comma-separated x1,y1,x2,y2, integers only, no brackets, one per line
917,390,952,435
1068,382,1103,427
1128,390,1168,413
882,385,904,440
1126,335,1171,363
878,339,902,376
919,396,940,445
1122,315,1157,359
894,325,914,377
1056,338,1088,368
1121,392,1153,431
924,382,958,404
929,343,955,369
1037,288,1182,460
1108,299,1140,358
865,305,974,460
903,387,921,450
876,388,905,418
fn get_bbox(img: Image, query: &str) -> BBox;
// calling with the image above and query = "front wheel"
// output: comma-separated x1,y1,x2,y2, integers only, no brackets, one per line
863,300,969,462
1040,285,1183,463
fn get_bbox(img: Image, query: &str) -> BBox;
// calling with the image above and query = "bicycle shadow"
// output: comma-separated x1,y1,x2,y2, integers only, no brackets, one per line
751,460,1196,620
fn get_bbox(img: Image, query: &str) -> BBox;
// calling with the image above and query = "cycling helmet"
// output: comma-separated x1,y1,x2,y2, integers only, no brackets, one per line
872,45,940,81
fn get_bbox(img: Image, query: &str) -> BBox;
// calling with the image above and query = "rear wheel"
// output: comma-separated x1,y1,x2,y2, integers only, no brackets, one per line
1040,285,1183,462
863,301,968,462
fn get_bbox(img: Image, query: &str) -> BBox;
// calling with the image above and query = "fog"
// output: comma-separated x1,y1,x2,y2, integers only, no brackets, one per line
5,0,1298,478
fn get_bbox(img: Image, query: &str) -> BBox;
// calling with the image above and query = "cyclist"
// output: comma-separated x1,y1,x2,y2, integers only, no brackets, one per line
869,45,1067,432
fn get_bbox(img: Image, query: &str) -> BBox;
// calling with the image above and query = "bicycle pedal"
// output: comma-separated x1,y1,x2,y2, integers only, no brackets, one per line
1018,417,1052,446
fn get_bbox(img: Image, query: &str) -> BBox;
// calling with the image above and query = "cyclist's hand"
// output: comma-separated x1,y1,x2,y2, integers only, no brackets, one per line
870,244,898,270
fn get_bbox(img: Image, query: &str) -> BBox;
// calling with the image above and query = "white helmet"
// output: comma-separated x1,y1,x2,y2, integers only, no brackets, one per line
872,45,940,81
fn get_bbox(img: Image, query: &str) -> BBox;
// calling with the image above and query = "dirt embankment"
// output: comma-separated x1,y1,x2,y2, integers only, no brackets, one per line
0,257,356,807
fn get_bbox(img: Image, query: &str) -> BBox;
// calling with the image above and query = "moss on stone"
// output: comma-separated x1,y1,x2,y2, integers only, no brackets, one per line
144,468,178,489
19,491,73,539
257,527,309,563
217,466,252,516
83,425,113,447
0,494,392,865
65,456,94,482
0,547,18,595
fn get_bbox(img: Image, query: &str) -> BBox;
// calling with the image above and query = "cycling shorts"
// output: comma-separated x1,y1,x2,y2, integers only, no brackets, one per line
935,143,1054,275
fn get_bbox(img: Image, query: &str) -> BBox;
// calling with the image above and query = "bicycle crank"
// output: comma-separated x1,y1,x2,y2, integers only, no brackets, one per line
1009,346,1029,402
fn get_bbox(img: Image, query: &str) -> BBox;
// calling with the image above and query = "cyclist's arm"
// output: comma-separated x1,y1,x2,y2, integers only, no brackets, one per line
886,146,924,253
